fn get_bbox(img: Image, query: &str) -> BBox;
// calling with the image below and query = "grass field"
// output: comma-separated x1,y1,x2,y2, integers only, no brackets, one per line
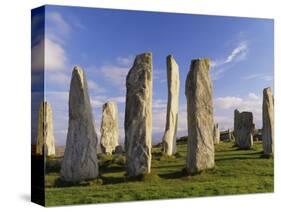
45,141,273,206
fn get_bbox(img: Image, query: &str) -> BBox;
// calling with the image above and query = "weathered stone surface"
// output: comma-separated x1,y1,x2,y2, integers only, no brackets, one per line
162,55,180,156
235,110,254,149
213,123,220,144
100,101,119,155
185,58,215,174
125,52,152,177
36,101,56,156
60,66,99,182
262,87,274,156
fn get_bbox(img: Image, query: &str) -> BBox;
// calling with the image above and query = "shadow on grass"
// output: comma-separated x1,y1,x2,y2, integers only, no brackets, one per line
158,170,184,179
99,165,124,174
216,150,263,157
100,176,126,185
54,177,103,187
216,155,263,162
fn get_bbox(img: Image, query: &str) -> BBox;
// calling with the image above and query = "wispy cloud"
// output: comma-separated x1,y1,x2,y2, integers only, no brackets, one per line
242,74,273,81
211,41,249,80
224,41,248,64
100,65,129,86
47,12,71,34
116,55,134,66
88,80,106,93
152,99,167,111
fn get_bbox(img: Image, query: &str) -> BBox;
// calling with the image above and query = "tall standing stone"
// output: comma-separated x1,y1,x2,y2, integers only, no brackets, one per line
235,110,254,149
36,101,56,156
162,55,180,156
60,66,99,182
100,101,119,155
234,109,240,145
262,87,274,156
185,58,215,174
213,123,220,144
125,53,152,177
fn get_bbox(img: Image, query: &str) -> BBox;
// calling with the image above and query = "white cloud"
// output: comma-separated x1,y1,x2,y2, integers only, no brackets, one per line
214,92,262,130
111,96,126,103
242,74,273,81
215,93,262,111
47,12,71,35
212,41,248,68
45,38,68,71
90,95,126,108
32,38,68,72
215,96,243,109
214,115,233,131
211,41,249,80
116,56,134,66
210,68,226,81
224,41,248,64
100,65,129,87
88,80,106,93
153,99,167,111
248,92,259,100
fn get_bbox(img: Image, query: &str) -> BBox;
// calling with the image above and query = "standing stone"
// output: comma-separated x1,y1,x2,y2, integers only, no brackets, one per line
60,66,99,182
162,55,180,156
262,87,274,156
125,53,152,177
36,101,56,156
185,58,215,174
100,101,119,155
235,110,254,149
213,123,220,144
233,109,240,145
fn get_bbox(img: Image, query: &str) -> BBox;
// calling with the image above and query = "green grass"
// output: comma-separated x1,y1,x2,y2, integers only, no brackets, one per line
45,141,273,206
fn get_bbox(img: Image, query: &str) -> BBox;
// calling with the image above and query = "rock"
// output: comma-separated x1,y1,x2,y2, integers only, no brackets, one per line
162,55,180,156
213,123,220,144
262,87,274,156
125,52,152,177
100,101,119,155
60,66,99,182
36,101,56,156
234,109,240,145
114,145,124,155
235,110,254,149
185,58,215,174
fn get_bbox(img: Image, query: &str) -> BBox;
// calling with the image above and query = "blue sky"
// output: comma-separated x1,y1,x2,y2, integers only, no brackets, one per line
32,5,274,146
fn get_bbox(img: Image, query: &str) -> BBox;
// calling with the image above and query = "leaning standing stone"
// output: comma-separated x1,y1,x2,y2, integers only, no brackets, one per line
185,58,215,174
235,111,254,149
125,53,152,177
262,87,274,156
162,55,180,156
100,101,119,155
60,66,99,182
36,101,56,156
